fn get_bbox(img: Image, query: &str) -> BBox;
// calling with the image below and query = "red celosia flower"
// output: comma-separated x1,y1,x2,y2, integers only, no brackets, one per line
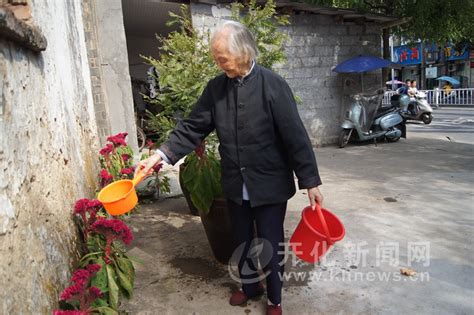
59,264,103,311
153,163,163,173
91,218,134,264
195,141,206,158
91,218,133,245
88,286,103,299
122,154,131,161
60,283,83,301
100,169,113,180
146,139,154,148
100,169,113,187
107,132,128,147
99,143,114,157
115,132,128,139
120,167,133,175
70,270,90,286
74,199,90,215
86,264,101,274
69,264,101,288
73,199,102,240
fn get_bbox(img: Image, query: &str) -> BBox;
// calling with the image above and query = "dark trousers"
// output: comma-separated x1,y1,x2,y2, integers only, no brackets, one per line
227,199,287,305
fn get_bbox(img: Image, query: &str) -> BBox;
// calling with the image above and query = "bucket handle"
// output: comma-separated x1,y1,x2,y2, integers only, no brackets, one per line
131,169,147,186
315,204,333,245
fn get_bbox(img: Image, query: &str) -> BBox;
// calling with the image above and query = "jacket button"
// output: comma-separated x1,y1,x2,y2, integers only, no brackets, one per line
238,103,244,109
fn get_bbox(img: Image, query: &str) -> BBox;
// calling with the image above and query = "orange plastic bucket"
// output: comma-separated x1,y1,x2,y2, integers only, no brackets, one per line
290,204,345,263
98,170,146,216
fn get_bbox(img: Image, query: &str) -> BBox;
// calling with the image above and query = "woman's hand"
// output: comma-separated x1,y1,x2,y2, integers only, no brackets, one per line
134,154,162,177
308,186,324,210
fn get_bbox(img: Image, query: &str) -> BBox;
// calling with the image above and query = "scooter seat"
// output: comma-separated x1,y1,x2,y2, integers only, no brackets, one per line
375,106,396,119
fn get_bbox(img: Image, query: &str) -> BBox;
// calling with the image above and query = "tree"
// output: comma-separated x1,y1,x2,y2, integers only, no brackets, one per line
300,0,473,44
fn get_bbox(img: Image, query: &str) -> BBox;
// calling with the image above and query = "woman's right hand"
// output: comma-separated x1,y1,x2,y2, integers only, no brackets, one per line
135,153,162,177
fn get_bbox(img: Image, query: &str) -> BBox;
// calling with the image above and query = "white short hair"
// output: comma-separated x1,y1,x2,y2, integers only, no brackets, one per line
211,20,259,63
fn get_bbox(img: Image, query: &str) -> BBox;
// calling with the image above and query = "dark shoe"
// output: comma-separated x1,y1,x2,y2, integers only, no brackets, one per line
229,283,265,306
266,304,282,315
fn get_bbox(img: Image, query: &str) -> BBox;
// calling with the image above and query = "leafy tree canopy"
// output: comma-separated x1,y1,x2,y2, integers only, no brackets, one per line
298,0,474,45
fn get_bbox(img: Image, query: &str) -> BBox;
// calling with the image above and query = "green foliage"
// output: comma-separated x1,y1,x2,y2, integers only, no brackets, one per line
181,149,222,216
81,234,135,312
142,5,219,125
299,0,474,45
231,0,289,69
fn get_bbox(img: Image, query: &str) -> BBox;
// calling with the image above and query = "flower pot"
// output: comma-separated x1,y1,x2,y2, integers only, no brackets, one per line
200,198,236,264
178,164,199,216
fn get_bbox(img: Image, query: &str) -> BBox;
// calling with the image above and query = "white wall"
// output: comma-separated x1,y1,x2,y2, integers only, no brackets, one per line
0,1,100,312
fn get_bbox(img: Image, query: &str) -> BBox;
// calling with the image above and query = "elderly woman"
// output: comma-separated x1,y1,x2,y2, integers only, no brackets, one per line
138,21,323,315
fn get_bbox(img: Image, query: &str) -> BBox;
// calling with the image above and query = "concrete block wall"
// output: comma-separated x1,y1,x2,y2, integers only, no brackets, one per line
277,13,382,146
0,1,100,313
190,3,383,146
82,0,112,144
92,0,138,151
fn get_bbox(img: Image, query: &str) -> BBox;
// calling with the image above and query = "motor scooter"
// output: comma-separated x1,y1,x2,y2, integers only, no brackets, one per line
400,91,434,124
339,89,406,148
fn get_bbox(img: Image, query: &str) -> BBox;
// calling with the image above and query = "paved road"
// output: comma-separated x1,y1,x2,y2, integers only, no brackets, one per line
407,107,474,144
124,108,474,315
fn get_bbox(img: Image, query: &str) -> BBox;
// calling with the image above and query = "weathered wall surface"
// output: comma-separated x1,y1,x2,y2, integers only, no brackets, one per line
0,1,100,313
190,3,382,146
93,0,138,150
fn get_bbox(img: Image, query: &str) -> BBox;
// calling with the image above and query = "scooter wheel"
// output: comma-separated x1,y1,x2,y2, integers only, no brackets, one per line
339,129,351,148
422,113,432,124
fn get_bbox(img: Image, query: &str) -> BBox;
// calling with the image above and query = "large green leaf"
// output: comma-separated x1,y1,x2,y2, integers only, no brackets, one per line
106,264,119,310
93,306,118,315
117,256,135,284
114,259,134,299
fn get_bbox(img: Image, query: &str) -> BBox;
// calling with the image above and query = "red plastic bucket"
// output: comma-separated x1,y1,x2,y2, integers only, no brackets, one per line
290,205,345,263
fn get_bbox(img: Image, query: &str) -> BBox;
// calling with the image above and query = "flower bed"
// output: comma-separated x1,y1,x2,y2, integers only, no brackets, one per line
54,133,167,314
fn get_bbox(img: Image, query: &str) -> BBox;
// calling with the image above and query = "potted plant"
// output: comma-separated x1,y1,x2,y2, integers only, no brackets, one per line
143,0,289,263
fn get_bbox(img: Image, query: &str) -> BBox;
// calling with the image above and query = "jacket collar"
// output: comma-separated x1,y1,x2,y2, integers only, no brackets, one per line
233,61,258,86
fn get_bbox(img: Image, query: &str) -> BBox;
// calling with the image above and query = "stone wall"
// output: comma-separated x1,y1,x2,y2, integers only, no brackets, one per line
190,3,382,146
0,1,100,313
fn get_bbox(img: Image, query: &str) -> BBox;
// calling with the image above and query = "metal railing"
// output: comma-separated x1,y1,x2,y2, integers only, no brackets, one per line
383,88,474,106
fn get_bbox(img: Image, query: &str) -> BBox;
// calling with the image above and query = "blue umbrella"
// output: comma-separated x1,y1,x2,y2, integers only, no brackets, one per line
333,55,393,73
436,76,460,86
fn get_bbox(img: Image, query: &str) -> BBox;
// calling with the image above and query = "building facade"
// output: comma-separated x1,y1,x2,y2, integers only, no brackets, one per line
392,41,473,89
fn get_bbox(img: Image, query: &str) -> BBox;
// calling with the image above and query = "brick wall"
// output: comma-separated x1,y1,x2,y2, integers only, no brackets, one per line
81,0,111,144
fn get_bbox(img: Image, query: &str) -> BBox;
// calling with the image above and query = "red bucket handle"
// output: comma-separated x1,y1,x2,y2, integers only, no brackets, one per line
315,203,333,245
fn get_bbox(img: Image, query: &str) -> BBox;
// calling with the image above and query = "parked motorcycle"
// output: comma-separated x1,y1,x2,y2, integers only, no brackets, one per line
339,89,406,148
393,90,433,124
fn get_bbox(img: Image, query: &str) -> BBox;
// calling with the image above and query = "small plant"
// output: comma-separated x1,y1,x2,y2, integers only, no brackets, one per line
78,218,135,312
73,198,102,242
53,264,114,315
99,132,170,195
180,141,222,215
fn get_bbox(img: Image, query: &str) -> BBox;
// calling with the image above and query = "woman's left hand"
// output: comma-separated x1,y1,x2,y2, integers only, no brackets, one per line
308,186,324,210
